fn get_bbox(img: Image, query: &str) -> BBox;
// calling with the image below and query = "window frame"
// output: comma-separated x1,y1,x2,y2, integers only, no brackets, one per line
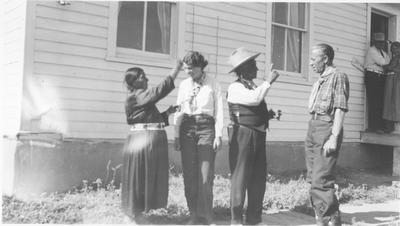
267,3,311,84
106,2,185,67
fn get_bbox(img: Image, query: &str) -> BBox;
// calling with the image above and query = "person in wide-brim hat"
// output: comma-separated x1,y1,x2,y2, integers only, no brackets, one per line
225,47,279,225
228,47,261,73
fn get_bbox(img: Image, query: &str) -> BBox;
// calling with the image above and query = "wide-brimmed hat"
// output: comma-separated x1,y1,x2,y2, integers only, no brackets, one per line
228,47,261,73
373,32,386,42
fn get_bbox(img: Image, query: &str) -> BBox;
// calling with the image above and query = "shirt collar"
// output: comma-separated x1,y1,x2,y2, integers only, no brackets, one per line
319,65,336,82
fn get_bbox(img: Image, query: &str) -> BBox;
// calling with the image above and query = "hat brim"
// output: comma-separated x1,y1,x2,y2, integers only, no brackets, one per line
229,52,261,73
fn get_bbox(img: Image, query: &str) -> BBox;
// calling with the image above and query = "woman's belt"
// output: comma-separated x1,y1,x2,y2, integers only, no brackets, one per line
130,123,165,131
310,113,333,122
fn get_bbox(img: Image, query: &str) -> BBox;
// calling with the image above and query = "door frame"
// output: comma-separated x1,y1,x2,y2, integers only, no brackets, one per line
364,3,398,131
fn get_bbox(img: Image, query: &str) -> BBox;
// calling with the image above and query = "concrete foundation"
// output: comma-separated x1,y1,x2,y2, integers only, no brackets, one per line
7,133,394,196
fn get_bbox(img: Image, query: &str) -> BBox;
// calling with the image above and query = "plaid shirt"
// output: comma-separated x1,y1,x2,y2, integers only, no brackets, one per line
309,66,350,115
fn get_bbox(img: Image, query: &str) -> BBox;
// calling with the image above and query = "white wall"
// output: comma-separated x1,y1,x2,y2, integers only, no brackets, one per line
1,0,28,195
27,2,397,142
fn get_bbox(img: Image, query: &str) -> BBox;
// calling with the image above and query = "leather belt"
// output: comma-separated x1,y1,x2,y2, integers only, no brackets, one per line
310,113,333,122
130,123,165,130
183,113,214,121
365,69,385,76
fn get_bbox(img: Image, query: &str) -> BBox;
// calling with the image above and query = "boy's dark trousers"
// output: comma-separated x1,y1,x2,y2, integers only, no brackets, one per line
305,119,343,226
228,124,266,224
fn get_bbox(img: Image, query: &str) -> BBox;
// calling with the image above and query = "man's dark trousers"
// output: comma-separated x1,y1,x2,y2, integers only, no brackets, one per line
180,115,216,223
228,124,266,224
305,119,343,224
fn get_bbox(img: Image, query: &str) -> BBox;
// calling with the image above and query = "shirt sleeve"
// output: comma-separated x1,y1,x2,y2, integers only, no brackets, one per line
371,48,390,66
227,81,271,106
214,81,224,138
133,76,175,107
333,72,350,112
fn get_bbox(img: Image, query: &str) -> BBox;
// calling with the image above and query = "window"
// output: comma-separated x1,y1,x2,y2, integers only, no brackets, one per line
117,2,172,54
271,3,307,74
107,2,184,66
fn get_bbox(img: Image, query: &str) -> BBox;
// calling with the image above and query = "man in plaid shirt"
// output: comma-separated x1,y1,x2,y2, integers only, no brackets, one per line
306,43,350,226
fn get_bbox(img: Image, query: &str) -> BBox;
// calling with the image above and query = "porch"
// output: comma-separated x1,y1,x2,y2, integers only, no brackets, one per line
360,131,400,176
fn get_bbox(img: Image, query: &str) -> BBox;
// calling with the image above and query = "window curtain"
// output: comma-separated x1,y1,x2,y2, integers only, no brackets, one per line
157,2,171,54
287,4,301,72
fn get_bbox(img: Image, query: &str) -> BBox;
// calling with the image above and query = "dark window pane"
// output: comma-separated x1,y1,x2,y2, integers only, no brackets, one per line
286,30,302,73
271,26,285,71
117,2,144,49
272,2,288,25
289,3,305,29
145,2,171,54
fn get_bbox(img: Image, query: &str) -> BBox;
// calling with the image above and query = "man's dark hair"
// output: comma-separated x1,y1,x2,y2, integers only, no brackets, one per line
315,43,335,65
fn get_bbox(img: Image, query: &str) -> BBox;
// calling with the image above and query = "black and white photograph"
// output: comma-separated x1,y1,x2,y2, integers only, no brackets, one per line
1,1,400,225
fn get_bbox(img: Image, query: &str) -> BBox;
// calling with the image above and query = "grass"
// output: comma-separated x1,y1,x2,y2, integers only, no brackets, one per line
2,172,399,224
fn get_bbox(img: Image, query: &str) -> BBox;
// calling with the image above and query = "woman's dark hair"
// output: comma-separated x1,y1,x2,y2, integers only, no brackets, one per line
124,67,144,92
391,41,400,50
182,51,208,70
314,43,334,66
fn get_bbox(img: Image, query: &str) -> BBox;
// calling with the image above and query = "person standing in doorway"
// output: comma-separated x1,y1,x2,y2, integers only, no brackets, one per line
226,47,280,225
306,43,350,226
364,32,391,133
173,51,224,225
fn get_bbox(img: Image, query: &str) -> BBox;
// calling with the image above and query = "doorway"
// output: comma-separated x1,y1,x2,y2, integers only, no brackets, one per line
371,12,389,51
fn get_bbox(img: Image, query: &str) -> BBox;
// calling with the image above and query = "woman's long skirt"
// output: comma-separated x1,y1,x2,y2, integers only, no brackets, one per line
121,129,169,217
383,74,400,122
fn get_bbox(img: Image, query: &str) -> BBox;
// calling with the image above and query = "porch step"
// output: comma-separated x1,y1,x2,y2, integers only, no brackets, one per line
360,132,400,146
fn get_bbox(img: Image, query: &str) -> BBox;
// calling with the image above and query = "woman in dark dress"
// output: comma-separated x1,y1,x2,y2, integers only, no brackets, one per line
121,61,182,223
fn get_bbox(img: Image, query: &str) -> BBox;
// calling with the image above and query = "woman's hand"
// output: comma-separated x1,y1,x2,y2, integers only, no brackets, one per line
174,137,181,152
171,60,183,80
213,137,222,152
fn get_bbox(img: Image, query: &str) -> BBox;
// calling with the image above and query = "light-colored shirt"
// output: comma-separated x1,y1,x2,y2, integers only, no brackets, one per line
227,80,271,106
364,46,390,73
173,74,224,137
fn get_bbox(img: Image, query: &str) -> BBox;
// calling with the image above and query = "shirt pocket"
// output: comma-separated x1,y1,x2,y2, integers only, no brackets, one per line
318,93,332,112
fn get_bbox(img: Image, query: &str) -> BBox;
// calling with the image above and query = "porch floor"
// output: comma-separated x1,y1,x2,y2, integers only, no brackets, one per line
360,132,400,146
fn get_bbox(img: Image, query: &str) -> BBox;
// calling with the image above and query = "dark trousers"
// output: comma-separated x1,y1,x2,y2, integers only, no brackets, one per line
365,71,386,131
180,114,216,221
305,119,343,223
228,125,266,224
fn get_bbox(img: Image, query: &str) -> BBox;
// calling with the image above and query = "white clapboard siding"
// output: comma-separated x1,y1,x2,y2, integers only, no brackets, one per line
312,3,368,141
2,0,27,135
29,2,386,142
